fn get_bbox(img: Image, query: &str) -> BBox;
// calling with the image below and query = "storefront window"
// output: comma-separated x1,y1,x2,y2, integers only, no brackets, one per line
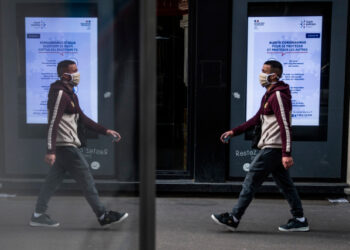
156,0,189,174
0,0,143,249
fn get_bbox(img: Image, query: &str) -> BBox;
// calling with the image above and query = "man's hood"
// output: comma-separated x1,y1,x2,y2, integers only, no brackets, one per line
267,81,291,99
50,80,73,94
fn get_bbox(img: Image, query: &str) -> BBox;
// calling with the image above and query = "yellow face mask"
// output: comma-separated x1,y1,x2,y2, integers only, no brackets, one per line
259,72,278,87
259,72,271,87
64,72,80,86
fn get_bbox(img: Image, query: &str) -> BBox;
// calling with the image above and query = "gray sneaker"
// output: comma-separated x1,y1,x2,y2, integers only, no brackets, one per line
29,214,60,227
278,218,309,232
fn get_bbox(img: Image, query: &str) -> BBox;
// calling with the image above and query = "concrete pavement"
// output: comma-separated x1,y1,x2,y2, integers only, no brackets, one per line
0,195,349,250
156,197,350,250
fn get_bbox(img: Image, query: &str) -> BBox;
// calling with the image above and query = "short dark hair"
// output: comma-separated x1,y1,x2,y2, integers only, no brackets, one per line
264,60,283,77
57,60,76,77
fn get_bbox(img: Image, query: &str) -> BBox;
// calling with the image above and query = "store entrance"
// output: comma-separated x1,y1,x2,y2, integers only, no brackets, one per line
156,0,189,176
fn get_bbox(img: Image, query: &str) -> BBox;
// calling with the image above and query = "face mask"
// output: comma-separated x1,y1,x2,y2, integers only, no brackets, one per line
64,72,80,86
259,72,277,87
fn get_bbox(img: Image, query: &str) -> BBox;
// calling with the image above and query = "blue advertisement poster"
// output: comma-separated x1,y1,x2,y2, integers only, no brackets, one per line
25,17,98,124
246,16,323,126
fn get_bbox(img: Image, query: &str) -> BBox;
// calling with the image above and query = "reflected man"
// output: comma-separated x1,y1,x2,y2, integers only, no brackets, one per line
30,60,128,228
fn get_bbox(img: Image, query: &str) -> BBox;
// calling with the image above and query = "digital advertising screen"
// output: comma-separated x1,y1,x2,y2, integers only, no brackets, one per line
246,16,323,126
25,17,98,124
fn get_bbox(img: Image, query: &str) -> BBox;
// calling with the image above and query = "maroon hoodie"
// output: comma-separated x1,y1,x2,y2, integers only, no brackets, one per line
47,80,107,154
232,81,292,157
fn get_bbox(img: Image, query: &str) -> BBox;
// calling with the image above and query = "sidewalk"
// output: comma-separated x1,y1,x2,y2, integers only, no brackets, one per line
157,197,350,250
0,195,349,250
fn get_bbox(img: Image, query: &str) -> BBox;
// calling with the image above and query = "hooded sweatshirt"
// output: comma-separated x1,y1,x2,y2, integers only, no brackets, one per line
47,80,107,154
232,81,292,157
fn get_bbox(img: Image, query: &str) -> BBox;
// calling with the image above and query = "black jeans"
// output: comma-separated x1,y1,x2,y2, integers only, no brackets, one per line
232,148,304,220
35,146,106,217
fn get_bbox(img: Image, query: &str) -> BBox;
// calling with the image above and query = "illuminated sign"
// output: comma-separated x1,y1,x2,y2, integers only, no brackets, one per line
246,16,323,126
25,17,98,124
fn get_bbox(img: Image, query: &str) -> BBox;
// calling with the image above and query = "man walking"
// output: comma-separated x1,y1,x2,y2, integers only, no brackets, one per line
30,60,128,228
211,60,309,232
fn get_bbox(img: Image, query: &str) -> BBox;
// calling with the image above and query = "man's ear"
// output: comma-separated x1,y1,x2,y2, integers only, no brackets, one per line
270,73,279,81
61,73,70,81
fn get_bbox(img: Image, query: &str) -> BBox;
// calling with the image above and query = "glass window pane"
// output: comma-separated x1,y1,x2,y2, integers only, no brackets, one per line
0,1,143,249
156,0,189,175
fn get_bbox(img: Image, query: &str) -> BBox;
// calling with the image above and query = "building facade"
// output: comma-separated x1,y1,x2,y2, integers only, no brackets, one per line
0,0,349,194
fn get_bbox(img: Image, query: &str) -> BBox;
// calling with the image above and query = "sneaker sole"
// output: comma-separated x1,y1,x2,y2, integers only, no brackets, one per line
102,213,129,228
211,214,236,232
29,221,60,228
278,226,309,232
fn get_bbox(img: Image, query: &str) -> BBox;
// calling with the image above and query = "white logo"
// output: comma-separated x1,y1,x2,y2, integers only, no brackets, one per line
243,163,250,172
90,161,101,170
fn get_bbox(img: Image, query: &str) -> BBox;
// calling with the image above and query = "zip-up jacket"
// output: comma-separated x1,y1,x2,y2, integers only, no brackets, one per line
47,80,107,154
232,81,292,157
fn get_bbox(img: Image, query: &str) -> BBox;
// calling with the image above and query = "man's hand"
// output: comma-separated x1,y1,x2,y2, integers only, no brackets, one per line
282,156,294,170
45,154,56,166
107,129,122,142
220,130,234,144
